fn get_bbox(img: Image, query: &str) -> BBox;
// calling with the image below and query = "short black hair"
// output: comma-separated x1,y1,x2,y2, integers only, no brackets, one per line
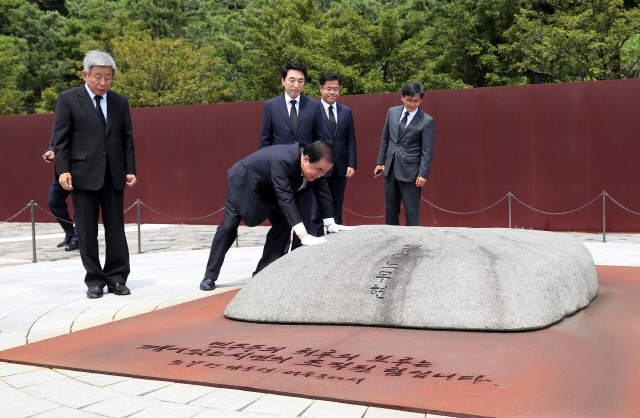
281,61,307,80
319,72,341,86
303,141,336,165
401,81,425,99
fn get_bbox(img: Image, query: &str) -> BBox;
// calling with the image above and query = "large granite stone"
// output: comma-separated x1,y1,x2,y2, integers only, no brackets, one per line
224,226,599,331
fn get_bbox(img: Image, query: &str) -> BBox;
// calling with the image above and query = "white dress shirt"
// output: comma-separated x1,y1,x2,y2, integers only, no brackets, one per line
399,106,418,132
284,92,300,117
84,83,107,121
320,99,337,121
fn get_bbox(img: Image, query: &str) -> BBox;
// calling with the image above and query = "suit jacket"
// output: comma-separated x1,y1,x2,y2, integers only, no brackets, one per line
227,143,334,227
53,86,136,191
376,106,434,182
259,94,323,148
319,101,357,177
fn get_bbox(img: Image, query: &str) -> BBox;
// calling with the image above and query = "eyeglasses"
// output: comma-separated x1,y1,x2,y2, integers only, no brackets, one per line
403,98,422,105
322,87,340,93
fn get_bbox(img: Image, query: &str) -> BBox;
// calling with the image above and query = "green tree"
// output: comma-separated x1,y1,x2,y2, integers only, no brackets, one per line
5,3,79,112
0,36,28,115
109,24,232,107
506,0,640,81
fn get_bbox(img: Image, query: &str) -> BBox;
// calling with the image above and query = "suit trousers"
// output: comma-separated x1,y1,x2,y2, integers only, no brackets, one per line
326,170,347,225
384,160,422,226
48,176,77,240
205,193,292,280
71,161,130,288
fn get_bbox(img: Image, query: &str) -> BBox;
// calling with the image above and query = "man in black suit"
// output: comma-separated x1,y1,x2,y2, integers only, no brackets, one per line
200,142,354,291
43,127,79,251
260,61,324,251
317,72,357,225
259,61,323,148
374,82,434,226
54,50,137,299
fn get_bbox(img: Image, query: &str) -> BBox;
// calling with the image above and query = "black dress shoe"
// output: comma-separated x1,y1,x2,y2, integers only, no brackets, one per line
107,283,131,295
65,241,79,251
87,286,104,299
200,278,216,291
57,236,72,248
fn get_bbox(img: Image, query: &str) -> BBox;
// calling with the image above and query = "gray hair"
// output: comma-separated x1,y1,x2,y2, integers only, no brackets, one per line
83,50,117,77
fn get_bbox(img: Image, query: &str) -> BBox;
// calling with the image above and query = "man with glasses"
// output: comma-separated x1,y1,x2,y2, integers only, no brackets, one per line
374,82,434,226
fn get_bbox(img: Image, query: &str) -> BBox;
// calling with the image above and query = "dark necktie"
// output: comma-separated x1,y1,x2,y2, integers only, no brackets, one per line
290,99,298,132
398,110,409,138
95,95,106,128
328,105,336,135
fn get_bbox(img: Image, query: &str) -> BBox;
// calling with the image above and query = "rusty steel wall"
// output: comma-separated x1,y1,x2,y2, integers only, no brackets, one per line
2,79,640,231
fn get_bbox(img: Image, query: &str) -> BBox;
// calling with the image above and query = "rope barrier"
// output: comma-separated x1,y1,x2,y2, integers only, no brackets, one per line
34,203,74,224
139,201,225,221
2,193,640,224
0,203,31,224
510,193,603,215
605,192,640,216
421,193,509,215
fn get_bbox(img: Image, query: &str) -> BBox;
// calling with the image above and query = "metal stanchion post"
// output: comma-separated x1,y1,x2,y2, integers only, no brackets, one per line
236,236,239,247
508,192,512,228
30,200,37,263
602,191,606,243
137,199,142,253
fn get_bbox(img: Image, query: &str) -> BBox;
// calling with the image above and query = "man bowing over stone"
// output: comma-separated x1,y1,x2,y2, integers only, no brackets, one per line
200,141,355,291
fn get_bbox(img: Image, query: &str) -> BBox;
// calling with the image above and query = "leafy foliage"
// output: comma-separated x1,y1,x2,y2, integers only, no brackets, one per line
0,0,638,114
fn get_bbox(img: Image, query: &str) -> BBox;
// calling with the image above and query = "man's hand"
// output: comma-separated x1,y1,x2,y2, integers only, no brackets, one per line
126,174,137,187
346,167,355,178
59,173,73,190
374,165,384,178
300,234,327,246
415,176,426,187
327,224,356,233
43,151,54,163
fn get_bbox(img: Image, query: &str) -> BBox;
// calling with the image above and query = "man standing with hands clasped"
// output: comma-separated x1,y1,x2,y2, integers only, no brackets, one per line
317,72,357,225
374,82,434,226
54,50,137,299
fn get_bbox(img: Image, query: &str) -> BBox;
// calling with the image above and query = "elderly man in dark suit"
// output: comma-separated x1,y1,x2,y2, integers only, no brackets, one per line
54,50,137,299
317,72,357,225
259,61,324,250
374,82,434,226
200,141,354,291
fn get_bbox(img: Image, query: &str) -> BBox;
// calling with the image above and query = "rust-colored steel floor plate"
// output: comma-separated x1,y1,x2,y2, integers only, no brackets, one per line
2,266,640,418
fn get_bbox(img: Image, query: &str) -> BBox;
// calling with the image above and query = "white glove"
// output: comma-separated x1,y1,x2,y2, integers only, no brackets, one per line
300,234,327,246
327,224,356,233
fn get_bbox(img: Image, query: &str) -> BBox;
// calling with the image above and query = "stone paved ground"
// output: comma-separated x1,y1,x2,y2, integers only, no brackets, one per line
1,222,639,418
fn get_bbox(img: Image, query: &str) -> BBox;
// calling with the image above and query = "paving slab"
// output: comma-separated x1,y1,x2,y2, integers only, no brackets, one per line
106,377,174,395
143,382,217,404
190,388,265,410
31,405,103,418
82,393,160,418
75,372,131,387
301,399,368,418
0,397,60,418
242,393,314,415
127,401,206,418
1,368,66,388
